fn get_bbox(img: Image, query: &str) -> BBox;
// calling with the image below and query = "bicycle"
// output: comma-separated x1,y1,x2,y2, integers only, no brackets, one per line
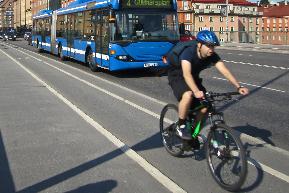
159,91,247,192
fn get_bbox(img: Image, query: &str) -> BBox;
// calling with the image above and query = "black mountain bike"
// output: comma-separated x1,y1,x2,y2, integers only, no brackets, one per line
160,92,247,192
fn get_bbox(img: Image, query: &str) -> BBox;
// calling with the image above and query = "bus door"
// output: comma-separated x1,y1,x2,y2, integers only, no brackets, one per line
95,10,110,68
67,14,75,57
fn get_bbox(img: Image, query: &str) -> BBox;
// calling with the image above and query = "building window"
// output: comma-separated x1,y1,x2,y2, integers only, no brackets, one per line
273,18,276,23
183,1,188,10
279,18,282,23
209,16,213,22
210,27,214,31
267,18,270,23
220,17,223,22
199,16,203,22
231,17,234,22
185,25,190,31
256,18,259,25
230,27,234,32
185,13,190,20
267,27,270,31
249,18,252,23
279,28,283,31
198,27,202,31
273,27,276,31
220,27,224,34
243,18,246,23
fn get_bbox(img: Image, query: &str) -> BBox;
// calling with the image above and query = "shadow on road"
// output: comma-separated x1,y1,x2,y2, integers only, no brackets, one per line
234,124,275,146
0,130,16,193
239,157,264,192
64,180,117,193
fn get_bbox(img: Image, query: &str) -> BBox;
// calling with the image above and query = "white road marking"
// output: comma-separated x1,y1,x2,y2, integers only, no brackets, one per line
248,158,289,183
223,59,289,70
213,77,286,93
0,49,186,193
3,43,289,184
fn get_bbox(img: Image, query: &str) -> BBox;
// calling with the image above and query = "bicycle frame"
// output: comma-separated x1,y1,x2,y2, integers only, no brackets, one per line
188,97,226,139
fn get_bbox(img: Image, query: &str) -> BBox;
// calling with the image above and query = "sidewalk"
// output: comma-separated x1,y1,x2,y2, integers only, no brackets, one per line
219,42,289,54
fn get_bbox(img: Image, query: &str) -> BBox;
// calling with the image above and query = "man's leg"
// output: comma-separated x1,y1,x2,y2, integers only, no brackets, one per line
176,91,193,140
178,91,193,120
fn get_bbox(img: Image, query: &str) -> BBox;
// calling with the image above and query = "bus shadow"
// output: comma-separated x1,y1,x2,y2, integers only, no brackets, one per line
0,130,16,193
108,68,168,78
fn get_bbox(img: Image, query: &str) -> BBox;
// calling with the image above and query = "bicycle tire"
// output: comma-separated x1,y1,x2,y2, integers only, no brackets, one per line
205,123,247,191
160,104,183,157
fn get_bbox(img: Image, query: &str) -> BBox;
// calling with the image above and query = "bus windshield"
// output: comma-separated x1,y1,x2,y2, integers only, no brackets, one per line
112,11,179,42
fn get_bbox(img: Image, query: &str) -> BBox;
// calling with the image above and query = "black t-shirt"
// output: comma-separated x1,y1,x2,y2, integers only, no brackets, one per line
168,43,221,86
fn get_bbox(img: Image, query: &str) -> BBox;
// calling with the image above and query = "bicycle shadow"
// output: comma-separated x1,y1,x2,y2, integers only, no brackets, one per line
64,180,117,193
233,124,275,146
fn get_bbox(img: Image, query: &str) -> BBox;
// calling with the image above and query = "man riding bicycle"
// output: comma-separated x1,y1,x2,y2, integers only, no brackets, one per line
167,30,249,146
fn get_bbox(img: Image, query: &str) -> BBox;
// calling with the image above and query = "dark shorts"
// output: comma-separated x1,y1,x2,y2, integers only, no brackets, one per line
169,77,206,107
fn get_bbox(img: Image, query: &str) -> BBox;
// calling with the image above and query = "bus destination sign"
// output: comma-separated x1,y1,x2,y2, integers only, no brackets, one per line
122,0,172,9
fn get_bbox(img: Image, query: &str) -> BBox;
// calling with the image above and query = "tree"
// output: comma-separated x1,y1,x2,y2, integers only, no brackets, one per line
260,0,270,5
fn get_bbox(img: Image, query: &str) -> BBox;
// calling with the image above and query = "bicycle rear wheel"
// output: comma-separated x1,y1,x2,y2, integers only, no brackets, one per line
160,104,183,157
205,123,247,191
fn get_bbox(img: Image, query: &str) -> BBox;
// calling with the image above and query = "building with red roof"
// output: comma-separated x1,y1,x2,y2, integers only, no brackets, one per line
258,2,289,44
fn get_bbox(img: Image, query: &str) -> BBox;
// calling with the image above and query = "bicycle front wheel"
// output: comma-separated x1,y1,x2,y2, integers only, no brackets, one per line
205,123,247,191
160,104,183,157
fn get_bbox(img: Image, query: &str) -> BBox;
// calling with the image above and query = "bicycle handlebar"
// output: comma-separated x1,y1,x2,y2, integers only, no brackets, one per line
201,91,240,104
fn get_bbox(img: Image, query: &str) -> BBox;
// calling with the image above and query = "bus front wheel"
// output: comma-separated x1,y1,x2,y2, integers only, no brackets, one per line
86,49,98,72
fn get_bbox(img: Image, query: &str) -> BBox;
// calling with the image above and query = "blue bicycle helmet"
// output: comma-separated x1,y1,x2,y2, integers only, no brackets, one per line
196,30,220,46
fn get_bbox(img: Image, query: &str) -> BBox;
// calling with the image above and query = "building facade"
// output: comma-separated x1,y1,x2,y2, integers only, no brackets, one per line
178,0,262,43
259,2,289,44
13,0,32,31
0,0,14,31
31,0,48,16
61,0,74,8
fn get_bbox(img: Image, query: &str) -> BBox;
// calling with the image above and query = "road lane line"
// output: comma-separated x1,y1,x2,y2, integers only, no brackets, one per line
3,44,289,183
248,158,289,183
0,48,186,193
213,77,286,93
10,44,167,106
223,59,289,70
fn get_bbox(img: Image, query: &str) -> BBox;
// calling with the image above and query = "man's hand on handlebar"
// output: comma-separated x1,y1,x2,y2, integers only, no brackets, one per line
238,87,249,95
193,90,205,99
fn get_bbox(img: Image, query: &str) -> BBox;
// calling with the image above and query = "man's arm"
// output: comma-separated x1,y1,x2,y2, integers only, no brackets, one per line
215,61,249,95
182,60,204,98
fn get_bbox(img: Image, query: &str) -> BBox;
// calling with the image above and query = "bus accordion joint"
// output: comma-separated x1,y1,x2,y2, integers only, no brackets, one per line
109,10,116,23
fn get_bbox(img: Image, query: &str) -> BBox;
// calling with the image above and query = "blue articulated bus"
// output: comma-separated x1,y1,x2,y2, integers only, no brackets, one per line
32,0,180,71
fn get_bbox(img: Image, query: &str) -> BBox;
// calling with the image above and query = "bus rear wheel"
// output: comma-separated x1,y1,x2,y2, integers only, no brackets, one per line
86,49,98,72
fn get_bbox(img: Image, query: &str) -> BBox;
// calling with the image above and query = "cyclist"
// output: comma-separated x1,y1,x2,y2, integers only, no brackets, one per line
167,30,249,145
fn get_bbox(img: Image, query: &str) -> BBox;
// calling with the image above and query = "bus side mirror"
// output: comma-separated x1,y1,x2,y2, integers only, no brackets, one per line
109,10,116,23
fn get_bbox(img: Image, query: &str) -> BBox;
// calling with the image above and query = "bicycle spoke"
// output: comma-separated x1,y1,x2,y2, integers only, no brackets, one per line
206,124,247,191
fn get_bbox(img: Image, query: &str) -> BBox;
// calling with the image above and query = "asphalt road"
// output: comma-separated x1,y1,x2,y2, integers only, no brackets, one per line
0,39,288,193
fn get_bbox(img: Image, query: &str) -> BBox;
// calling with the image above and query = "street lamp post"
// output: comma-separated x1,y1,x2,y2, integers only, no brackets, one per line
226,0,229,42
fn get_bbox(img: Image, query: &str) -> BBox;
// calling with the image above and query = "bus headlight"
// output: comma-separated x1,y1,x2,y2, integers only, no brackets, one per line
116,55,134,61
